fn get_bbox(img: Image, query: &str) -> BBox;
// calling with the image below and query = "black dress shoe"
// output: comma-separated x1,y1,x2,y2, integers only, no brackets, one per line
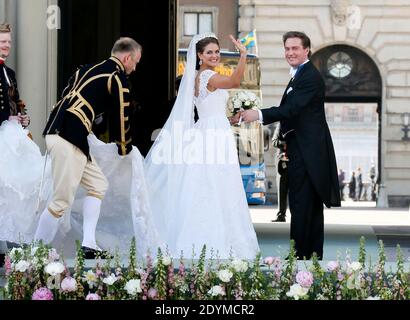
81,246,113,259
0,253,5,267
271,214,286,222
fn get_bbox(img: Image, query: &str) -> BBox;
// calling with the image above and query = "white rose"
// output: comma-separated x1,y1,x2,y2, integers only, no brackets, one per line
244,100,251,106
218,269,233,283
231,259,248,273
162,255,172,266
286,284,309,300
103,274,118,286
61,277,77,292
45,262,65,276
208,285,225,297
125,279,142,296
15,260,30,273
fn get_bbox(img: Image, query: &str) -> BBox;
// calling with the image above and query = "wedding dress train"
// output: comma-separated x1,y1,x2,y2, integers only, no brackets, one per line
0,120,160,257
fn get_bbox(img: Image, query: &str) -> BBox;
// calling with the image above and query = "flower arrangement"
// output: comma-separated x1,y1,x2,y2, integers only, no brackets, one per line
2,238,410,300
228,90,262,114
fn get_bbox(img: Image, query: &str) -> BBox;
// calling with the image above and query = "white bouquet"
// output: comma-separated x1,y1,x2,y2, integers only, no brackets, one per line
229,90,262,114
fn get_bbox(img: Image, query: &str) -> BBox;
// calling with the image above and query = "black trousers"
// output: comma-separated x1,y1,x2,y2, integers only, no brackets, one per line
278,167,288,214
287,135,324,260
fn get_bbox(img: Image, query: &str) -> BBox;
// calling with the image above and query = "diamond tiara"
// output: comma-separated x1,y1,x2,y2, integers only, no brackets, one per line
193,32,218,44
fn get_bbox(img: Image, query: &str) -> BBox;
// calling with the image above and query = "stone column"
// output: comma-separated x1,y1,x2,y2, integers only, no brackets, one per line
16,0,58,150
0,0,18,69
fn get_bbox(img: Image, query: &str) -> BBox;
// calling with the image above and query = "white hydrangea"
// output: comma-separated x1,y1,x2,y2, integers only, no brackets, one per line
218,269,233,283
208,285,225,297
286,284,309,300
15,260,30,273
346,261,362,274
125,279,142,296
231,259,248,273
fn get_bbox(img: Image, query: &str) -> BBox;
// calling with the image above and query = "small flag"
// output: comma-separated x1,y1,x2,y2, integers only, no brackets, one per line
240,30,256,49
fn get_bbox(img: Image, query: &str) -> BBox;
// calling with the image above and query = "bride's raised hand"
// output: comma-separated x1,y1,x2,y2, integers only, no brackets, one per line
229,35,247,56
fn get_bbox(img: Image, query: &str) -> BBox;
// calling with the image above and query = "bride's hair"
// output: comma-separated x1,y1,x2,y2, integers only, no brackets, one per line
195,37,220,70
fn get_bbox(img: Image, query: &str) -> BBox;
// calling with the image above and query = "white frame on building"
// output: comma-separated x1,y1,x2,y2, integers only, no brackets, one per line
179,6,218,43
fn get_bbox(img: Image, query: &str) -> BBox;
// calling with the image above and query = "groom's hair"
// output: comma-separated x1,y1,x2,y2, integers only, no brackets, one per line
283,31,311,58
111,37,142,56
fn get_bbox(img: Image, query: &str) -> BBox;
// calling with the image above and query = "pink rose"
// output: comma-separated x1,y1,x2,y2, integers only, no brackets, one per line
264,256,275,266
148,288,158,299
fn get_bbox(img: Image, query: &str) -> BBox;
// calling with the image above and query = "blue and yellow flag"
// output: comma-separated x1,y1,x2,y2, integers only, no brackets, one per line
240,30,256,49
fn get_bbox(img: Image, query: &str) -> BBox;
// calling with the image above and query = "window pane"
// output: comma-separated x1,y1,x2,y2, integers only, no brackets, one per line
198,13,212,33
184,13,197,36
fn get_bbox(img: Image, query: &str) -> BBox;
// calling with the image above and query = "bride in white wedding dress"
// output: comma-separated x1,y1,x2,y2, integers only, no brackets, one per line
145,33,260,259
0,120,160,258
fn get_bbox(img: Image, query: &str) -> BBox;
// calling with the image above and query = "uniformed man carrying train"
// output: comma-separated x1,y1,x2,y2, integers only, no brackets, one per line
34,37,142,259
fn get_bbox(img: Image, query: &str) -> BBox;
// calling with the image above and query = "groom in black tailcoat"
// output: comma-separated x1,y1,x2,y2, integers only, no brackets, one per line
242,31,341,260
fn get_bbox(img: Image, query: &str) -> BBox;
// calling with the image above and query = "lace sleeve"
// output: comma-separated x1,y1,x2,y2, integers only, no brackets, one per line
198,69,217,101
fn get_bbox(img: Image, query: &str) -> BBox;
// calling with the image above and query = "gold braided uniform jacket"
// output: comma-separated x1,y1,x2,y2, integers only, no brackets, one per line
44,56,132,157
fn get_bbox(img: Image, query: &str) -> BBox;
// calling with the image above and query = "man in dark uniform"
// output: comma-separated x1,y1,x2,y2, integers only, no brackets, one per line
34,37,142,258
0,24,30,128
272,124,289,222
242,31,341,260
0,23,30,266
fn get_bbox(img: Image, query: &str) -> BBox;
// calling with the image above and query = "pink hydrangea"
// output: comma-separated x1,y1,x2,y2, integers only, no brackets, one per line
86,293,101,300
32,287,54,300
296,271,314,288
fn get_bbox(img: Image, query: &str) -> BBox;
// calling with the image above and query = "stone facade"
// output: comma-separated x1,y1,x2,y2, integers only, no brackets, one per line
2,0,409,207
178,0,237,51
239,0,410,207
